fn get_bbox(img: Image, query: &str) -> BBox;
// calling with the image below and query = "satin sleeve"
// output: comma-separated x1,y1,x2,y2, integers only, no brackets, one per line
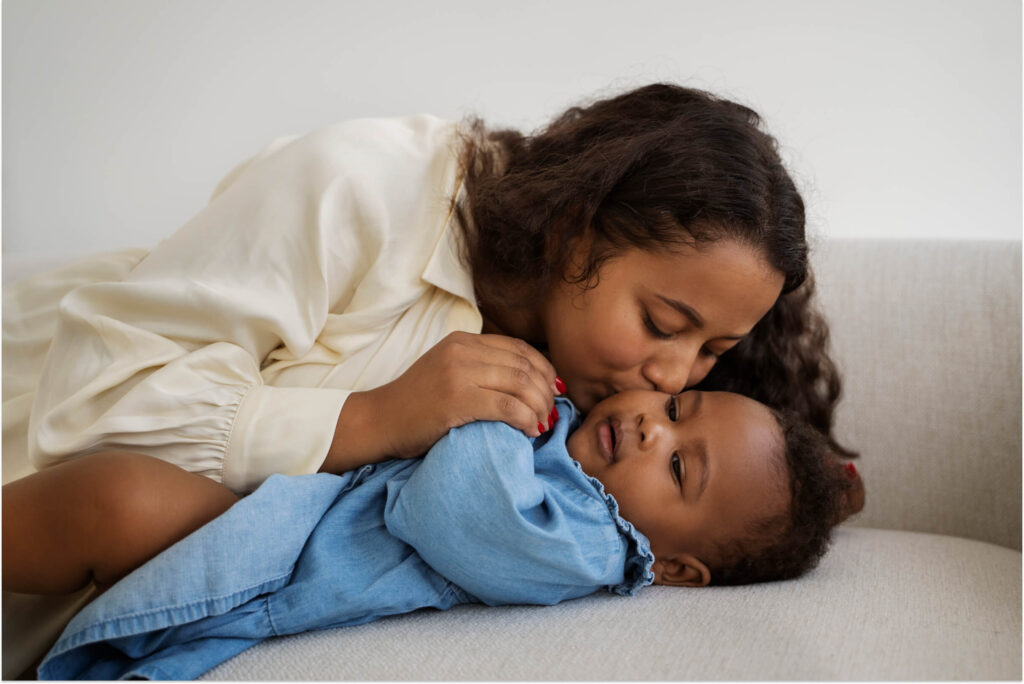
29,116,458,492
384,421,629,606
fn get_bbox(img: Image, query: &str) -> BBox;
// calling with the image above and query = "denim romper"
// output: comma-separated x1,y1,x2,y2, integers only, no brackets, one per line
40,398,654,680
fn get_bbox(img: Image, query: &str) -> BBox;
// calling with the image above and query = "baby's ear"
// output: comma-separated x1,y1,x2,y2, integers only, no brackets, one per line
652,553,710,587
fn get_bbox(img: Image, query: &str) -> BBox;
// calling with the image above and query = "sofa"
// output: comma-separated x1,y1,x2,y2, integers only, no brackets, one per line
4,239,1021,679
202,239,1021,681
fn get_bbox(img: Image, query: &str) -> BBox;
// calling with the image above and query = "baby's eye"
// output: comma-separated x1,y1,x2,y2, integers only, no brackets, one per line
670,452,683,484
666,395,678,421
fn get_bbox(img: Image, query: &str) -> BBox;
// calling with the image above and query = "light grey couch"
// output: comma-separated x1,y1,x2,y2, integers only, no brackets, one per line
3,239,1020,680
199,239,1022,681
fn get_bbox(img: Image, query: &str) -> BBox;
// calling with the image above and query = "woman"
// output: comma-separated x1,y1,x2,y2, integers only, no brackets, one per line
3,83,854,492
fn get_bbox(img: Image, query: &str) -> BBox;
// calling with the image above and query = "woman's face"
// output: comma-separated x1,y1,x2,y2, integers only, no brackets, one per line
540,238,784,413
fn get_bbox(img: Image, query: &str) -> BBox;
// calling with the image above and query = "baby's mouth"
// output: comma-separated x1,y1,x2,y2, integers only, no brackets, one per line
597,417,622,464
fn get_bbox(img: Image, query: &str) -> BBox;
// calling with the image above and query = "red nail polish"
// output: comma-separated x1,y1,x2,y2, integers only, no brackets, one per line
844,462,858,479
554,377,567,394
547,412,554,430
552,405,559,423
538,421,546,434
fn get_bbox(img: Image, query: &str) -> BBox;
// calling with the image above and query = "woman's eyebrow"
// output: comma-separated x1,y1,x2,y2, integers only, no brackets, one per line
656,294,704,328
655,295,745,341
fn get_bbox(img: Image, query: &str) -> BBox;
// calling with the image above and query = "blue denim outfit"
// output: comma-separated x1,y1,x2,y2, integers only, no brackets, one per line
39,398,654,680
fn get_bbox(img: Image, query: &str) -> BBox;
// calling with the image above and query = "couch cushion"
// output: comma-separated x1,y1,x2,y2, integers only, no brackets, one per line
202,526,1021,680
813,240,1021,550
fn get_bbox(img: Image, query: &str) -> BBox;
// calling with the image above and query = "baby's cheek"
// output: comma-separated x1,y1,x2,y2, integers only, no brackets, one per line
565,429,584,460
604,483,656,540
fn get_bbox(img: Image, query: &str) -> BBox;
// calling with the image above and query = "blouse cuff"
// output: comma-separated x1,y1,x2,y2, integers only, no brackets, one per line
223,385,350,493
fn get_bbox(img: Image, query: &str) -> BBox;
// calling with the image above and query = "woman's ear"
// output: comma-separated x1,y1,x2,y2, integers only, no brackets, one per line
652,553,711,587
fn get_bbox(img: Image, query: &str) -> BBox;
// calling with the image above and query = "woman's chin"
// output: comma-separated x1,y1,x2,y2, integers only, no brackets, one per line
566,385,597,413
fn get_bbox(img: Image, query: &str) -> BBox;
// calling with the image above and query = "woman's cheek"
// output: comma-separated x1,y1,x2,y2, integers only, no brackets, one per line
690,358,716,387
591,315,647,369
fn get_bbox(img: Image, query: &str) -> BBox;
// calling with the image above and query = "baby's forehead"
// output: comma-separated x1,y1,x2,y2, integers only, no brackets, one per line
700,391,782,438
702,392,789,496
702,389,772,416
706,392,790,475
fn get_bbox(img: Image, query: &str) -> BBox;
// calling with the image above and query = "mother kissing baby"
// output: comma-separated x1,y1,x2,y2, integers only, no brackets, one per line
3,82,863,673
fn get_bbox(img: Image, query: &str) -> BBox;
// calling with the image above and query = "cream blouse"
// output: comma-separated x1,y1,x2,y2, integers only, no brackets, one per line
4,115,483,493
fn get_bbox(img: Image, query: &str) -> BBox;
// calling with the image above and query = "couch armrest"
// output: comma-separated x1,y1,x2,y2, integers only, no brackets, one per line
813,239,1021,549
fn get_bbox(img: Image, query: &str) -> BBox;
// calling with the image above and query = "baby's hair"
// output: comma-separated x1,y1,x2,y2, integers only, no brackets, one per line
707,409,853,586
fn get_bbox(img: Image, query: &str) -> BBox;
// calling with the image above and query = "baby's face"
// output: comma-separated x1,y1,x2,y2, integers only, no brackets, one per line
566,390,787,574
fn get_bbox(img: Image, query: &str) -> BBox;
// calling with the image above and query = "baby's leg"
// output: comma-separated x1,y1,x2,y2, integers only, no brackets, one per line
3,452,238,594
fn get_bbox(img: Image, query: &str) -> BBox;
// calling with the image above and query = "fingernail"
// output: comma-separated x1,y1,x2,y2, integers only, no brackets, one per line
844,462,858,479
538,421,546,434
547,411,555,430
552,405,559,423
554,376,567,394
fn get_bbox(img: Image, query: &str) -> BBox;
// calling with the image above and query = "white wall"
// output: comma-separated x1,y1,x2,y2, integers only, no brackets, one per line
3,0,1021,259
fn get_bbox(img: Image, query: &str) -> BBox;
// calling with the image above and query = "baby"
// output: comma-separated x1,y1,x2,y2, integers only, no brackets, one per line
566,389,852,586
5,389,854,679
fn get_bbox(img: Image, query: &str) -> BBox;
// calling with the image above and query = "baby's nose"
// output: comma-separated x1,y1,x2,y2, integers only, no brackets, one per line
637,416,670,451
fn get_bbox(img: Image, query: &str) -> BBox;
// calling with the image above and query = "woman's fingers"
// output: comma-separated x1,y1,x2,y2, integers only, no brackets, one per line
339,332,565,464
468,360,558,433
470,388,552,438
325,331,565,469
441,332,559,428
461,345,554,417
472,333,560,394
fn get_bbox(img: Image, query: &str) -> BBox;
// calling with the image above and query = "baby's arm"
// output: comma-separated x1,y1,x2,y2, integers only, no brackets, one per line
385,420,628,606
3,452,238,594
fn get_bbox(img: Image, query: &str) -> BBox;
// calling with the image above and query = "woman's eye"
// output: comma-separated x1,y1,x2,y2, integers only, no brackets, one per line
670,452,683,483
643,313,672,340
665,395,678,421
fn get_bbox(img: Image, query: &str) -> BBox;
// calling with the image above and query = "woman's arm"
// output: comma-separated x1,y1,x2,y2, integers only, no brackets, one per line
28,117,558,493
28,125,372,492
2,453,238,594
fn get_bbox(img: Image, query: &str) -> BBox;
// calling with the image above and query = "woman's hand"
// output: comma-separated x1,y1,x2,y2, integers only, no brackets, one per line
320,332,562,473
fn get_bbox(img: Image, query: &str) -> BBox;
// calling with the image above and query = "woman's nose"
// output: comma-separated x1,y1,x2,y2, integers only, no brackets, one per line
642,345,700,394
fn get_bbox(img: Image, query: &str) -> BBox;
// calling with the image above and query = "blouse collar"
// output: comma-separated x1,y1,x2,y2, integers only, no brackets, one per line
420,181,478,307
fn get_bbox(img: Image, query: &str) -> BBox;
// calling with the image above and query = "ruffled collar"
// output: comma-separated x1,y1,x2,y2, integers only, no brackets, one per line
556,398,656,596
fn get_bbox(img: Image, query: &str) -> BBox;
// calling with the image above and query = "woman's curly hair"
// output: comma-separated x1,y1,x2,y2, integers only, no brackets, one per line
455,82,855,458
709,410,854,586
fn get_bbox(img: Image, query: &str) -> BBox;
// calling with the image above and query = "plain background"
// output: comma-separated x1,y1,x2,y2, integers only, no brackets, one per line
3,0,1021,260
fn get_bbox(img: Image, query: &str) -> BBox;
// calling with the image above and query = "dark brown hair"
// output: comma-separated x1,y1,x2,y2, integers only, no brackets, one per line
708,410,853,586
455,82,855,457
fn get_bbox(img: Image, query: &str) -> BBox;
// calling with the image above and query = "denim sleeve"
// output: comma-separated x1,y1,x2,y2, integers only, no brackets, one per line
384,421,626,606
